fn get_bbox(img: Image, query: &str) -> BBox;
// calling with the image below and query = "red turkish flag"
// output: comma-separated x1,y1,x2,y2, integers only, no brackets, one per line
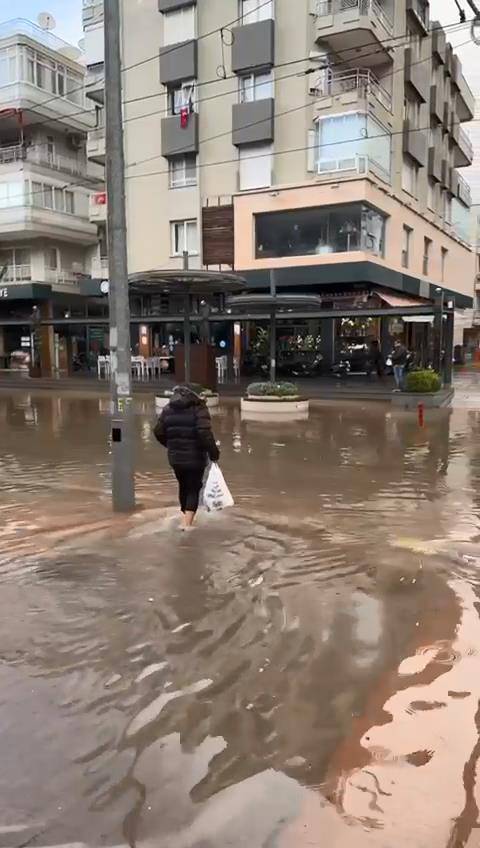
180,106,189,129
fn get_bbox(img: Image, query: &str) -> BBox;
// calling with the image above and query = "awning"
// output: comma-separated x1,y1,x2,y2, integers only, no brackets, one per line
377,289,430,308
401,315,434,324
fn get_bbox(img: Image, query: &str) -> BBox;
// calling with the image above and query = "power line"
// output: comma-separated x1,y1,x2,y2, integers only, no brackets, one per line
18,16,472,135
126,32,474,171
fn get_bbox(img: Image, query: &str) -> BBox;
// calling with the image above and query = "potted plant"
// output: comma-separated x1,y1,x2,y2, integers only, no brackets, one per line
241,381,309,417
392,369,452,408
155,383,219,413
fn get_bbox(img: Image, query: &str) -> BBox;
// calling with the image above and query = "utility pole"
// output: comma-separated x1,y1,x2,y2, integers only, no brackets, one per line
104,0,136,512
269,270,277,383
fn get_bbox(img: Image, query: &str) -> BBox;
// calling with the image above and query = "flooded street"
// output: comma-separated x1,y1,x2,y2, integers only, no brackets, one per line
2,390,480,847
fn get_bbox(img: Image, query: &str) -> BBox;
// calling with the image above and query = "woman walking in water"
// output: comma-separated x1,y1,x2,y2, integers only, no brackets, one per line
154,385,220,529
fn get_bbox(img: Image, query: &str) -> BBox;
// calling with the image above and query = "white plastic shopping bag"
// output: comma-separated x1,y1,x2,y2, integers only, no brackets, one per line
202,463,234,512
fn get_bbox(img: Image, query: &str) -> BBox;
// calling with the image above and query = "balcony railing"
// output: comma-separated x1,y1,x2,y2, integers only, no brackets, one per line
317,153,390,183
313,0,394,33
0,144,26,165
0,18,75,52
457,171,472,206
1,264,31,282
90,257,109,278
458,126,473,160
44,269,79,287
313,68,392,111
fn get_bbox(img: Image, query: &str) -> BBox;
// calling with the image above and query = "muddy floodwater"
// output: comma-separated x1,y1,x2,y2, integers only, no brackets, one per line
3,391,480,847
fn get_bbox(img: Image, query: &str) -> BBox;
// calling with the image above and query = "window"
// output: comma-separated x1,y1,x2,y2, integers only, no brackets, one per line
402,225,412,268
169,79,196,115
163,5,196,45
43,185,53,209
423,237,432,275
441,247,448,282
239,143,273,190
315,112,391,181
170,219,198,256
427,179,436,212
443,191,452,224
255,203,386,259
32,181,43,208
0,45,83,102
0,181,25,208
0,47,17,86
242,0,274,24
240,70,274,103
402,156,418,197
169,155,197,188
65,191,75,214
45,248,58,270
0,248,31,280
54,187,64,212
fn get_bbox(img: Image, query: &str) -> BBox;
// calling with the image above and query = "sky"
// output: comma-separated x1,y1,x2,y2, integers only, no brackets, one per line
430,0,480,94
9,0,82,48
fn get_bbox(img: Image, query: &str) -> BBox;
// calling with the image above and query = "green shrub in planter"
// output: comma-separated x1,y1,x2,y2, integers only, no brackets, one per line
247,381,299,397
404,370,442,394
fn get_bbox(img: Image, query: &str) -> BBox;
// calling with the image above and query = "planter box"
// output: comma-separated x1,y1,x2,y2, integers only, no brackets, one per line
241,397,310,415
391,388,454,409
155,394,219,414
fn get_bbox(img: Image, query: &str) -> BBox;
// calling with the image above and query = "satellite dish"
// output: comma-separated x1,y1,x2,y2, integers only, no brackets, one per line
37,12,56,30
78,38,85,52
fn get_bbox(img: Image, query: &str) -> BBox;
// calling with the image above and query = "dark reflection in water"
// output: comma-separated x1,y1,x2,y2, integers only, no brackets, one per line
1,392,480,847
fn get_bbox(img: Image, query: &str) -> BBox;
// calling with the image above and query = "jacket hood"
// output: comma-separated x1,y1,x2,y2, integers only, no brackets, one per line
169,385,203,409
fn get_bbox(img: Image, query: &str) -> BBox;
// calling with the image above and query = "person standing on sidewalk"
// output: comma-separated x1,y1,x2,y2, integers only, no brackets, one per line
154,385,219,529
391,340,408,391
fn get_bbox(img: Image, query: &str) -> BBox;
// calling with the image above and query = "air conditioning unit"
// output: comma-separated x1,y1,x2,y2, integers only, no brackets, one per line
67,134,83,150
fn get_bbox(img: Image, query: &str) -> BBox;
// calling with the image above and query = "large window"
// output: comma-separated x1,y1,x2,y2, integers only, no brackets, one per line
0,247,31,280
0,45,83,104
29,180,76,214
163,5,196,45
239,143,272,190
314,112,391,180
255,203,386,259
169,155,197,188
170,219,198,256
402,156,418,197
242,0,274,23
240,70,273,102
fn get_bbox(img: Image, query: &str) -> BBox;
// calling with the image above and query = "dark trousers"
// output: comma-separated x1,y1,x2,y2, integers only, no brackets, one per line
173,466,205,513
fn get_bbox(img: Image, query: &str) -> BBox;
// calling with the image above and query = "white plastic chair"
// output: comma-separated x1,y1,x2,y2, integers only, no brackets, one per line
131,356,144,380
216,355,228,383
233,357,240,380
97,355,110,380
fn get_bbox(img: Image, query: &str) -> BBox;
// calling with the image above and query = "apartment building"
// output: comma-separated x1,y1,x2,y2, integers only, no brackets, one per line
82,0,476,370
0,17,105,370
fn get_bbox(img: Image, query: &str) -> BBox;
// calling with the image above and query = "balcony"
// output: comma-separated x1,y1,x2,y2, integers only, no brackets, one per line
44,268,79,289
428,146,442,182
0,205,98,244
85,63,104,105
312,68,392,114
441,159,452,191
0,18,76,54
452,122,473,167
312,0,394,65
159,40,198,86
82,0,104,25
231,19,275,74
431,22,446,63
87,127,106,165
406,0,429,35
456,75,475,122
232,99,274,146
404,47,429,102
0,144,26,166
403,120,427,167
430,84,443,123
457,172,472,207
0,264,32,283
158,0,196,9
317,152,390,184
161,113,199,157
90,257,109,279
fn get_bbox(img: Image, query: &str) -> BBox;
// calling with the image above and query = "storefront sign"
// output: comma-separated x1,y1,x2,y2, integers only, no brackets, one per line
0,288,8,298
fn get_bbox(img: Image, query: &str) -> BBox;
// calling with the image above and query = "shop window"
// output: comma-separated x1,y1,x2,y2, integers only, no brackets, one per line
255,203,386,259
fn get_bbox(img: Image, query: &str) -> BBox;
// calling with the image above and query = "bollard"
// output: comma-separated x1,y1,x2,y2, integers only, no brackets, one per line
418,402,425,428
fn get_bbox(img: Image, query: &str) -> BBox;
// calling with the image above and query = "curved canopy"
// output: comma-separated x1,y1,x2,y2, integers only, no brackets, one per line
128,269,245,296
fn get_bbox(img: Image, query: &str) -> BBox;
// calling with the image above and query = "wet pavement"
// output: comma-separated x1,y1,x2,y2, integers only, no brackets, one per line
2,386,480,846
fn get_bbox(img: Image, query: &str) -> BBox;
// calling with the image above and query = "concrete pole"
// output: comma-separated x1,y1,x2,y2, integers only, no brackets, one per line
433,290,444,376
105,0,135,512
183,251,191,383
269,269,276,383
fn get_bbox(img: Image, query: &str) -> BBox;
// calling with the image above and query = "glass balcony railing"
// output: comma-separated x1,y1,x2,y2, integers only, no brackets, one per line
0,18,74,52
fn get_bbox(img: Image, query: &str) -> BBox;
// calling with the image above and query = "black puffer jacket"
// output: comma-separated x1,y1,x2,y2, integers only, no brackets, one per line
154,387,220,469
